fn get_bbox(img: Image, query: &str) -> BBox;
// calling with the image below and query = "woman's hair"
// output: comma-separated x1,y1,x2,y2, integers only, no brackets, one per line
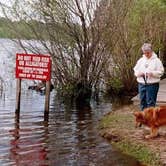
141,43,152,52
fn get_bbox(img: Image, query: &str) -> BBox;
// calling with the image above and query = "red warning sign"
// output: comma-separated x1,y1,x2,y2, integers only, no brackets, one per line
16,53,51,81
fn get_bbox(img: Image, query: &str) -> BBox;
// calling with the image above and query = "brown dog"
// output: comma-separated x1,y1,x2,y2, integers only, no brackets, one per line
133,106,166,138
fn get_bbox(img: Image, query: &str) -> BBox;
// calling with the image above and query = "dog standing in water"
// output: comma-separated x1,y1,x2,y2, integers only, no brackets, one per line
134,106,166,139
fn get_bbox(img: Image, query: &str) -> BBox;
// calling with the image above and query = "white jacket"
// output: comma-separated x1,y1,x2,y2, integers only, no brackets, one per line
133,52,164,84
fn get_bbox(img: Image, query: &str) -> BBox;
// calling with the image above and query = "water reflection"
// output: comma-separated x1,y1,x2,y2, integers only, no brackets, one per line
9,110,48,165
0,38,146,165
0,88,147,166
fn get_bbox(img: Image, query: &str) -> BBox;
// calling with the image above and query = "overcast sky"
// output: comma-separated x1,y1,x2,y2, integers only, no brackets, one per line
0,0,99,23
0,0,13,17
0,0,13,6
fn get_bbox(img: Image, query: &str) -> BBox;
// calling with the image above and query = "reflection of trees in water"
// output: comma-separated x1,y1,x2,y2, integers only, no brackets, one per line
0,76,4,98
9,112,48,165
9,113,20,165
75,107,95,153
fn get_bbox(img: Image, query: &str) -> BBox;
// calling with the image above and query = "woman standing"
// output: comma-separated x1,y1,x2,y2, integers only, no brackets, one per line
134,43,164,111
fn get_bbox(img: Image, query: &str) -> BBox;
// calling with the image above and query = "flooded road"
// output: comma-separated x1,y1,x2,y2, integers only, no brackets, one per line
0,39,145,165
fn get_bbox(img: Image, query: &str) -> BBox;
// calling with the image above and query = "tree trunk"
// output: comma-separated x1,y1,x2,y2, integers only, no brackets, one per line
75,82,92,109
163,33,166,67
162,33,166,78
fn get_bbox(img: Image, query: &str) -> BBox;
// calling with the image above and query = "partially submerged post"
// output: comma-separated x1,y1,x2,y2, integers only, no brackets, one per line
15,53,52,121
44,81,51,121
15,79,21,114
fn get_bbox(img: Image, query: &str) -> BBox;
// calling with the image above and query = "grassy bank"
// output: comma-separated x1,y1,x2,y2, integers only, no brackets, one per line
99,105,164,166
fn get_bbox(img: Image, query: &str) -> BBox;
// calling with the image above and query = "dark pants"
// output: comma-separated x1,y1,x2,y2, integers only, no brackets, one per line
138,83,159,111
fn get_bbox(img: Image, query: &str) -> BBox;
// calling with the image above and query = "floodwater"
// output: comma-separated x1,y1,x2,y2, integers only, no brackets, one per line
0,39,145,166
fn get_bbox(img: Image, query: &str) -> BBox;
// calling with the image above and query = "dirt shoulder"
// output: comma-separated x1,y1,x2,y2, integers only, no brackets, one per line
99,104,166,166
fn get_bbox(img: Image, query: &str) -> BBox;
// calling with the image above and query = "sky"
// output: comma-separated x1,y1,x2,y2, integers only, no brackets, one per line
0,0,13,17
0,0,100,23
0,0,13,7
0,0,35,20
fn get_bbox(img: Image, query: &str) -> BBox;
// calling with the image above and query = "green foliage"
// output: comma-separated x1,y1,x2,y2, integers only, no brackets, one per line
0,17,54,40
103,0,166,95
162,0,166,5
128,0,166,45
107,77,124,94
0,0,165,98
57,83,76,99
114,141,160,166
0,18,13,38
0,18,38,39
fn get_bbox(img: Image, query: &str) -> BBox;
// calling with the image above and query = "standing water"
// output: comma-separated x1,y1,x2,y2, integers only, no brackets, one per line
0,39,145,165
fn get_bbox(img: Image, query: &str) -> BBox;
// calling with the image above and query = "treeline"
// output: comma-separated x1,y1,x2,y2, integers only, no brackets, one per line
0,17,46,39
0,17,13,38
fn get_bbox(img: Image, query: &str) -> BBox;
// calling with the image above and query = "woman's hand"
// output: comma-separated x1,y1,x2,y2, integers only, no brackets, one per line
146,72,153,78
137,72,145,77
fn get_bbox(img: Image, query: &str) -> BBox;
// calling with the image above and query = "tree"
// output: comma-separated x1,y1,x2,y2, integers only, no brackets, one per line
97,0,166,95
0,0,111,106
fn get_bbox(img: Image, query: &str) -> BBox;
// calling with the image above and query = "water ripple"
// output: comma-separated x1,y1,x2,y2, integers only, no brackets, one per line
0,39,145,166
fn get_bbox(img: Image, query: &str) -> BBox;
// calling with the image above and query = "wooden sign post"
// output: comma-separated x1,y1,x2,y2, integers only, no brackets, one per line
15,53,52,120
15,79,21,114
44,81,51,121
